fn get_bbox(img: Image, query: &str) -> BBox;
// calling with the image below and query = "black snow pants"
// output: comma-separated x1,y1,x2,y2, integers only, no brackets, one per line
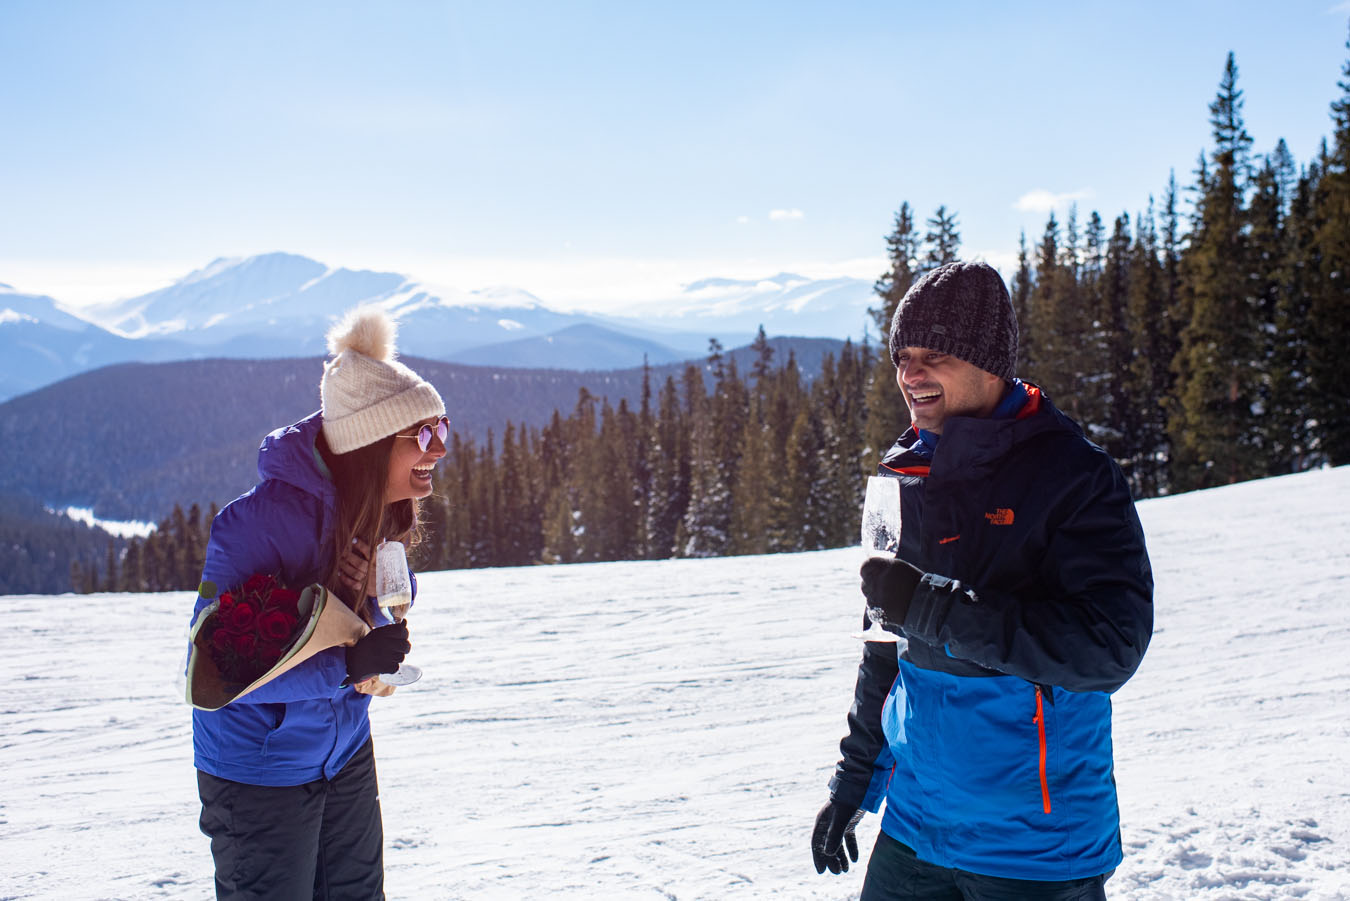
861,831,1110,901
197,737,385,900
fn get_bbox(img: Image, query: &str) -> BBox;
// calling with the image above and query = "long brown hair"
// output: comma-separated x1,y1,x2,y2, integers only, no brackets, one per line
317,431,422,625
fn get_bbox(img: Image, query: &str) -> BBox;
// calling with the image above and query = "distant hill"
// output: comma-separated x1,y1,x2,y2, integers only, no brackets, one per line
446,323,691,369
0,336,852,521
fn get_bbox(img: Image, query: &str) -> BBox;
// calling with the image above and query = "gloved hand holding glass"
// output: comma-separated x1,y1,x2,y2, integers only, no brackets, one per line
372,540,422,686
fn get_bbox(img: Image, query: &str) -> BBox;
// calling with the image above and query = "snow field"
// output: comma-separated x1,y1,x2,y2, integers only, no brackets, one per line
1,466,1347,899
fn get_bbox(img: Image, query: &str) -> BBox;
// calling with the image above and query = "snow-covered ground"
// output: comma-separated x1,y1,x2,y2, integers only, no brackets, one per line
2,466,1348,899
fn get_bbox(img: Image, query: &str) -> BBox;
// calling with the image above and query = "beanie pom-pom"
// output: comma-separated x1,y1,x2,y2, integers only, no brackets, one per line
326,306,397,361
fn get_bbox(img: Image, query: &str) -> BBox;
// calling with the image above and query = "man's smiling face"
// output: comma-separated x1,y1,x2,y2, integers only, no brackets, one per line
894,347,1007,434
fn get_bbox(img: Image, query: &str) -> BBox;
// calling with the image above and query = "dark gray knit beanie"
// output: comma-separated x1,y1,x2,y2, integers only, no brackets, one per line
888,261,1018,381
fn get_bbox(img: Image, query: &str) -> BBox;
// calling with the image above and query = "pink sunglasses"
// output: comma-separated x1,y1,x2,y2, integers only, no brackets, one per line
396,416,450,452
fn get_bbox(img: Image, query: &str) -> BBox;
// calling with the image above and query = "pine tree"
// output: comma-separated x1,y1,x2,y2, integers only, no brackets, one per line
677,349,730,557
1309,27,1350,464
774,407,825,550
1011,231,1035,374
646,375,689,558
103,540,118,593
1170,52,1263,488
1248,145,1299,473
923,205,961,268
169,504,189,588
1270,159,1323,473
496,421,538,565
761,352,810,552
1124,200,1172,496
81,559,98,594
443,432,477,568
539,406,581,564
1052,205,1091,421
728,400,772,555
872,202,920,334
681,353,747,556
633,360,655,558
865,204,920,466
121,538,145,592
1025,212,1062,393
593,399,642,561
1093,213,1135,464
186,503,205,586
816,341,870,546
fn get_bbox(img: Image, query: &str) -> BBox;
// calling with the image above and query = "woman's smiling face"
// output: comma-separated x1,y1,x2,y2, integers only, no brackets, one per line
384,417,446,504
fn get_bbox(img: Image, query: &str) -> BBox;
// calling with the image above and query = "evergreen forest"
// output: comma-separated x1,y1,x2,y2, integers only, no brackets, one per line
56,41,1350,591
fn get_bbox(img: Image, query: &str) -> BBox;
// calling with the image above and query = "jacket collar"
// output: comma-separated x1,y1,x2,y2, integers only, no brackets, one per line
880,381,1062,474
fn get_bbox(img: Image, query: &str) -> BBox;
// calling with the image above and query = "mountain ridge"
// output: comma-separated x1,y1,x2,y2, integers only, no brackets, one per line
0,252,876,402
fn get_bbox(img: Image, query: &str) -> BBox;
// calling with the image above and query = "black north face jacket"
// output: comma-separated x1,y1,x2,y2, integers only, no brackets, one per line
830,383,1154,880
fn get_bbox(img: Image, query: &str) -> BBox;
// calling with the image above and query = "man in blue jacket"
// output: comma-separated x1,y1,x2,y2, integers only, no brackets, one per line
811,261,1153,900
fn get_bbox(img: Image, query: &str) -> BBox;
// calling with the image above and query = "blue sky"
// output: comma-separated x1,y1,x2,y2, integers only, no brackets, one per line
1,1,1346,311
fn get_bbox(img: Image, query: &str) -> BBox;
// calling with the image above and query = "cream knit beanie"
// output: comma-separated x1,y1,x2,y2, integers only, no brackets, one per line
320,306,445,454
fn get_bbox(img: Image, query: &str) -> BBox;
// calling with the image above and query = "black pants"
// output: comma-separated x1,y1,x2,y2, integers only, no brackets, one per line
197,738,385,900
861,830,1110,901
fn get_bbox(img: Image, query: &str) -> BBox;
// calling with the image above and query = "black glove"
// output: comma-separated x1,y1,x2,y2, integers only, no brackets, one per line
812,800,863,874
860,557,925,632
804,805,858,875
345,620,410,685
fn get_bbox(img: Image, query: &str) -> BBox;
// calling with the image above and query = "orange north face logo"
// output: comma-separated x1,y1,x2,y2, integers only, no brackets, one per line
984,508,1015,525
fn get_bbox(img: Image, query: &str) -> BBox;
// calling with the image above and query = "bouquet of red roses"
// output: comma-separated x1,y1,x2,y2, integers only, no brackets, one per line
185,575,369,710
199,573,305,684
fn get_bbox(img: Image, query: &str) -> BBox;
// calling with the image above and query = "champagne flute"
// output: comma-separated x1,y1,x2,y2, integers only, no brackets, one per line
373,539,422,685
853,475,901,642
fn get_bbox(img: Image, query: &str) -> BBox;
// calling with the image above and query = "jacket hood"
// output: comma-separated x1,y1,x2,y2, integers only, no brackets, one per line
256,410,336,509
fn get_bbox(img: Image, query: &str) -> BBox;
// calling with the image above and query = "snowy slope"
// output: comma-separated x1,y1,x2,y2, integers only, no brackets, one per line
1,466,1347,899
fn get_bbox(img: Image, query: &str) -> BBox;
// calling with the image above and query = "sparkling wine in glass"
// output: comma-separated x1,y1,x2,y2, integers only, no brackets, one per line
373,540,422,686
854,475,901,642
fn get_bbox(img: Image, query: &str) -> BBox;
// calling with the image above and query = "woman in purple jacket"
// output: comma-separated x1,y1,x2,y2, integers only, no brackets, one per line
191,306,448,900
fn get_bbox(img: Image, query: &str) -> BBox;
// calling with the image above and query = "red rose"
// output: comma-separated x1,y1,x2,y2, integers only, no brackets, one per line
258,609,297,642
268,586,301,615
258,641,287,663
217,591,235,614
231,631,257,658
210,626,235,654
244,573,272,594
227,598,259,630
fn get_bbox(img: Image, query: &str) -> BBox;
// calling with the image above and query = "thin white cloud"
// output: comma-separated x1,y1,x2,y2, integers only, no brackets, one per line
1328,1,1350,13
0,260,192,307
735,215,751,225
392,253,887,314
966,249,1022,279
768,209,806,221
1012,189,1093,214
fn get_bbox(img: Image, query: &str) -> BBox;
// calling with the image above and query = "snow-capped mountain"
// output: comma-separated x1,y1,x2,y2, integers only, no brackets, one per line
648,272,877,338
74,253,641,360
0,284,196,401
80,253,413,346
0,254,878,401
0,283,97,333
